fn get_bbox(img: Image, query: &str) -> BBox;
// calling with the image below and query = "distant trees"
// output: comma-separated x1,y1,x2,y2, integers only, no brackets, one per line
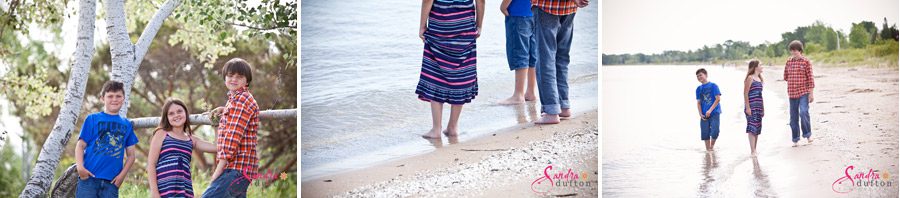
603,19,899,65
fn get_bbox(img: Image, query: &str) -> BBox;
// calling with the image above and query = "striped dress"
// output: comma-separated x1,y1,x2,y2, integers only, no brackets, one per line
416,0,478,105
746,80,764,135
156,133,194,198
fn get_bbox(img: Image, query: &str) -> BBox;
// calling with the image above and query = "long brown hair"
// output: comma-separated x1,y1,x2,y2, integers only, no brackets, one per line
154,99,192,136
746,59,763,82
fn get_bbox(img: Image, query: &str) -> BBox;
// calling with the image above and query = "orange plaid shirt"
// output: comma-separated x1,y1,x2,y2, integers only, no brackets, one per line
217,87,260,175
533,0,580,15
783,56,815,99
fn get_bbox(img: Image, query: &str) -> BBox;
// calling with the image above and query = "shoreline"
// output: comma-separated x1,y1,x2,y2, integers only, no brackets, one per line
739,64,898,196
301,110,599,197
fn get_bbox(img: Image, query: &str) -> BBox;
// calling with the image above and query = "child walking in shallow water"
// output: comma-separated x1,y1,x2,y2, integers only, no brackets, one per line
744,60,764,157
695,68,721,152
417,0,485,139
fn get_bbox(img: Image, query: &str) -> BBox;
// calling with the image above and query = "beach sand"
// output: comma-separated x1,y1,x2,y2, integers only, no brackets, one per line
301,110,599,197
757,64,899,197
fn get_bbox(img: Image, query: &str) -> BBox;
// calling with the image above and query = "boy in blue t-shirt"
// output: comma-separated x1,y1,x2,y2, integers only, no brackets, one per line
695,68,721,152
75,81,139,198
498,0,538,105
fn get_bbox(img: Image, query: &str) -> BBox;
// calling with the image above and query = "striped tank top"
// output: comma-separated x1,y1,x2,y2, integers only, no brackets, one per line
156,133,194,197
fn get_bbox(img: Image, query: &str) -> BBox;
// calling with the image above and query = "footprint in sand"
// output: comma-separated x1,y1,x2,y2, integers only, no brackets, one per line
848,88,879,93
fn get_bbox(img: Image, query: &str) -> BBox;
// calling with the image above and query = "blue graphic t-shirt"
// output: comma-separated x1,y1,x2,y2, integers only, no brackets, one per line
695,82,722,116
78,112,138,180
507,0,533,16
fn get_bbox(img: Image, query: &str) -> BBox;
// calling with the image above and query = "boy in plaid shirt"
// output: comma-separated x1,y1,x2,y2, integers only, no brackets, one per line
203,58,260,197
784,40,815,147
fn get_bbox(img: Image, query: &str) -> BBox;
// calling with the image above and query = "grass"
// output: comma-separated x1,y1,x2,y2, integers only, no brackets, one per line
119,167,296,197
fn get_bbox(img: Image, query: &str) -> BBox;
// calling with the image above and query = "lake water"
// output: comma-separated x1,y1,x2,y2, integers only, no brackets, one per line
301,0,598,181
602,65,793,197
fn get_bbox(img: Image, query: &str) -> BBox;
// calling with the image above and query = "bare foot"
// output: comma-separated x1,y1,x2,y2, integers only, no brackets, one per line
524,94,537,101
421,128,442,139
498,96,525,105
534,114,560,124
559,108,572,119
443,128,459,137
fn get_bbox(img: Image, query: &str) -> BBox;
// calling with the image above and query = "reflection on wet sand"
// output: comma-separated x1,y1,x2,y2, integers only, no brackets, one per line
423,135,460,148
699,151,719,195
752,157,776,197
513,102,540,124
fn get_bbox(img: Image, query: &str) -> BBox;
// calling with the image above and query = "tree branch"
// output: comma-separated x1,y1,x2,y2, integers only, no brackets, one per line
130,109,296,129
224,21,296,31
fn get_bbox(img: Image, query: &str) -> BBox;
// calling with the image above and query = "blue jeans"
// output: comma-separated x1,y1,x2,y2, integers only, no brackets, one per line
789,94,812,142
76,177,118,198
201,169,251,198
533,8,575,115
700,113,720,140
505,16,537,70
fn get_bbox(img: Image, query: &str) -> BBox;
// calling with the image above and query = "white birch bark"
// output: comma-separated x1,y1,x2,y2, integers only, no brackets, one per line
19,0,97,196
106,0,182,117
130,109,298,128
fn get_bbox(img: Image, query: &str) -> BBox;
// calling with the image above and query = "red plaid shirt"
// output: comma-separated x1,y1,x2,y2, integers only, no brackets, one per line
533,0,580,15
784,56,815,99
217,87,260,175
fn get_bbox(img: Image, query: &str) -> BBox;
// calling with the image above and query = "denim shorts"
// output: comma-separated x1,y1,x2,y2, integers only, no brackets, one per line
505,16,537,70
700,113,720,140
76,177,119,198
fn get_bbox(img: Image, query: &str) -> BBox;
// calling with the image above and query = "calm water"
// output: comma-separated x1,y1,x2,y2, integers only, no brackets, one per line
602,65,792,197
301,1,598,181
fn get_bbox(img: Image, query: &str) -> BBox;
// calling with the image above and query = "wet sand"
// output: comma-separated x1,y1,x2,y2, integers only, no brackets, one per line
301,110,599,197
602,64,898,197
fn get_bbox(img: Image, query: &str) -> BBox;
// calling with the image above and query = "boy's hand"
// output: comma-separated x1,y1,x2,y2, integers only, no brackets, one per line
576,0,589,8
212,106,226,116
705,110,712,118
699,114,707,120
112,173,125,187
76,165,94,180
808,94,814,103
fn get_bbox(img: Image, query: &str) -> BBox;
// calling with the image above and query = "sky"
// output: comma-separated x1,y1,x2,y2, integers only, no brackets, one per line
603,0,900,54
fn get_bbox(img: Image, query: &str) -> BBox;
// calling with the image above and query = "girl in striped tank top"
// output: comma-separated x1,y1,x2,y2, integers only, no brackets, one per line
147,99,217,198
744,60,764,157
417,0,486,139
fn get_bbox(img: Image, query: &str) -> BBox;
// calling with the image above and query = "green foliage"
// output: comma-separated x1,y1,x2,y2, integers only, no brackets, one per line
851,22,873,48
0,1,298,196
167,0,297,69
0,138,25,197
603,19,898,68
118,167,297,197
0,68,63,119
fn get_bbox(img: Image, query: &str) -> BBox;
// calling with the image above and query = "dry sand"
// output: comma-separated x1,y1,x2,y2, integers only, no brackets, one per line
757,64,899,197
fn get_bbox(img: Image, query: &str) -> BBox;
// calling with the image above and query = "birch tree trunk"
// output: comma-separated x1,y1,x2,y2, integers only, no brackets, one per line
19,0,97,197
106,0,182,117
21,0,183,196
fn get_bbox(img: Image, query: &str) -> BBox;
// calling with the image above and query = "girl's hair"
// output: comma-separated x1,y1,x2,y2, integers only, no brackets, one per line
747,59,763,82
154,98,192,136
